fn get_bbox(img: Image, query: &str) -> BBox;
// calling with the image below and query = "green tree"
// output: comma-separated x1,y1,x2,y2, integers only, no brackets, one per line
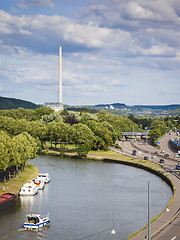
0,131,10,170
149,119,167,145
70,123,95,157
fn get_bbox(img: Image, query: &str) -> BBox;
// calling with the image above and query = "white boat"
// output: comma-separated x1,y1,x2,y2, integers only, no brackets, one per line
37,173,50,183
19,183,38,196
24,213,50,229
31,178,45,190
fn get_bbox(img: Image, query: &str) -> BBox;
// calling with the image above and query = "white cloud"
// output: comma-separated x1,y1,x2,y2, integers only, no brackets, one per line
126,2,160,20
0,10,131,52
138,44,175,56
0,1,179,105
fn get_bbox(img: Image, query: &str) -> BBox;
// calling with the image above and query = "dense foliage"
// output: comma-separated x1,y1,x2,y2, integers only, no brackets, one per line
0,107,179,163
0,130,39,172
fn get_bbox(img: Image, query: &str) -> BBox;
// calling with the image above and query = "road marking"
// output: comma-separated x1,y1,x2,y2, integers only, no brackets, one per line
171,237,176,240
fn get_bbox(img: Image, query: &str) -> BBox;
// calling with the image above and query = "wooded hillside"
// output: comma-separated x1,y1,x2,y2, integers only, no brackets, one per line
0,96,39,109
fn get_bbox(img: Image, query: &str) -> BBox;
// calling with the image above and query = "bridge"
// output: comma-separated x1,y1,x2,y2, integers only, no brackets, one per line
122,131,149,137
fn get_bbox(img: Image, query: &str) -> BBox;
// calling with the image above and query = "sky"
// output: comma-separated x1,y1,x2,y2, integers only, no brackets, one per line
0,0,180,106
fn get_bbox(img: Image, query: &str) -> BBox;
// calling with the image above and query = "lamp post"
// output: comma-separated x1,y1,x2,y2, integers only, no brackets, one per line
165,132,166,155
145,127,148,153
148,181,151,240
174,120,178,137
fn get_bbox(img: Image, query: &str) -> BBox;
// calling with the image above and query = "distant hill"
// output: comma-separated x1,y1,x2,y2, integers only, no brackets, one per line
94,103,127,108
0,96,39,110
132,104,180,111
94,103,180,111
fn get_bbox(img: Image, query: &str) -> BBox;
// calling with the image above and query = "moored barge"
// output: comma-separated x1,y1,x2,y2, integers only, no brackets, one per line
0,193,17,214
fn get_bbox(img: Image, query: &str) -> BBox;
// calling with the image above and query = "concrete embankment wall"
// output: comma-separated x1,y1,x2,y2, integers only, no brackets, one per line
103,158,174,193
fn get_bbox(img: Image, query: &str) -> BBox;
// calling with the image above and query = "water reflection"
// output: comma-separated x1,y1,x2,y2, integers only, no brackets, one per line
19,196,35,209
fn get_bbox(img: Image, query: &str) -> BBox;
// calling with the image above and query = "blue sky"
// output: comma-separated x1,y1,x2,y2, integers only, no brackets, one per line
0,0,180,106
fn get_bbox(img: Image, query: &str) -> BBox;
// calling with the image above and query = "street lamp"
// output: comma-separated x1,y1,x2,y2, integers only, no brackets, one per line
148,181,151,240
174,120,178,137
145,181,151,240
145,127,148,153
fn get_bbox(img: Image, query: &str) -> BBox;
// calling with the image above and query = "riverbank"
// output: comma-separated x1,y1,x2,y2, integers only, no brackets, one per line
43,148,178,239
0,162,39,195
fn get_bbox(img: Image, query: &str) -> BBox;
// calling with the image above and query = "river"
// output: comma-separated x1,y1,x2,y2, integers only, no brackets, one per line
0,155,172,240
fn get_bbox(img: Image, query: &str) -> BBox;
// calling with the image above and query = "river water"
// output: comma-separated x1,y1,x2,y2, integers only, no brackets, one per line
0,155,172,240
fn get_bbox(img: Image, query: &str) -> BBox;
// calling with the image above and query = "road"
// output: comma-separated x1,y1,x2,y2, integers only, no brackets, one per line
114,137,180,240
118,137,180,176
154,214,180,240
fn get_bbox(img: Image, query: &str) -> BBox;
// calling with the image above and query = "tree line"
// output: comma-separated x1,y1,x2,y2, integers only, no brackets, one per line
0,108,138,159
0,131,39,182
0,106,179,178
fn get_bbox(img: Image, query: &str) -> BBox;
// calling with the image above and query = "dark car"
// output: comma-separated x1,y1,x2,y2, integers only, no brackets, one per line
164,153,169,158
176,164,180,170
132,150,137,155
144,156,148,160
159,159,164,163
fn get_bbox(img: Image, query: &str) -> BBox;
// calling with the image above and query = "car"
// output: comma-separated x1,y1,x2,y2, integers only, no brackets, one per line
164,153,169,158
152,155,156,158
133,149,137,153
144,156,148,160
159,159,164,163
176,164,180,170
161,150,165,153
132,152,136,156
175,153,180,158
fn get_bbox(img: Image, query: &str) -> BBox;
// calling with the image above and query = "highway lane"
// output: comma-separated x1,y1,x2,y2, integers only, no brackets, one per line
118,140,146,160
153,214,180,240
117,138,180,175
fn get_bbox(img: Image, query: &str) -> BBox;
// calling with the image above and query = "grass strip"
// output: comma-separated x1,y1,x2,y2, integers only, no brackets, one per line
0,162,39,195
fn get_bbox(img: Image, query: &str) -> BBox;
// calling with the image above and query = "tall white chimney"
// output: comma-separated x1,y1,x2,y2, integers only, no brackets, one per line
58,46,62,104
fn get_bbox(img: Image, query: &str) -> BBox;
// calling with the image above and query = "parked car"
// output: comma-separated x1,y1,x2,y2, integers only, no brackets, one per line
161,150,165,153
152,155,156,158
176,164,180,170
164,153,169,158
144,156,148,160
159,159,164,163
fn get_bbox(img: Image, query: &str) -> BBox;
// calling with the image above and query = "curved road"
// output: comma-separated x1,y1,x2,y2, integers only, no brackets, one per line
113,137,180,240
